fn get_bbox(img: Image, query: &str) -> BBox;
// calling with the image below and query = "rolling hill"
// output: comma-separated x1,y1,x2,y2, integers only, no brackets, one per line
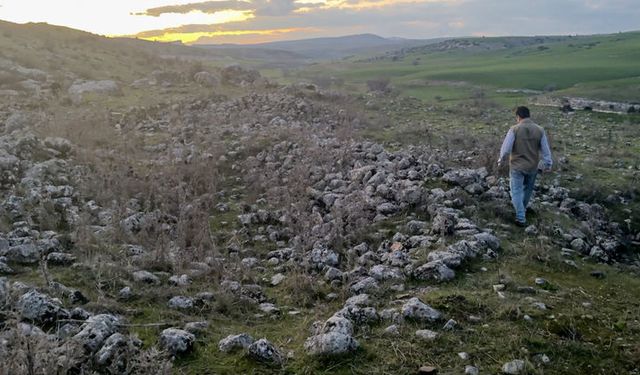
302,31,640,102
199,34,447,61
0,20,231,85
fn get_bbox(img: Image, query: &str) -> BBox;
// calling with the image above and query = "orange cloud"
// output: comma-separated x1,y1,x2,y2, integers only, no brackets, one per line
138,27,312,44
302,0,459,11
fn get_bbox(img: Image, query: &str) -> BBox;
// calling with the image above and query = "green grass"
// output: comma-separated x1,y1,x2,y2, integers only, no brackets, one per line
298,31,640,103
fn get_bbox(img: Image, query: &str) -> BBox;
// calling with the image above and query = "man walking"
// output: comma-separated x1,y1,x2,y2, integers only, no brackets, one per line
498,106,553,226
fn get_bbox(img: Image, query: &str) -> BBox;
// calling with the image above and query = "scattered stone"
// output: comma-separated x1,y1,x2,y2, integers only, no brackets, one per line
493,284,506,292
413,261,455,282
304,332,359,356
17,290,68,325
184,321,209,335
259,302,280,315
4,244,39,264
532,302,547,310
534,277,547,286
271,273,286,286
219,333,255,353
384,324,400,336
416,329,438,341
465,365,479,375
168,296,194,310
168,274,191,287
68,80,121,102
534,353,551,365
502,359,525,374
159,328,195,356
94,333,138,370
443,319,457,330
350,276,379,295
74,314,121,353
345,294,371,308
247,338,284,364
402,298,442,322
118,286,134,301
0,261,14,274
132,270,160,285
46,252,77,266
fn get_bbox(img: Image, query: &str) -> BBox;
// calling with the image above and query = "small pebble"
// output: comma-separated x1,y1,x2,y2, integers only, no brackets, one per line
443,319,457,330
492,284,505,292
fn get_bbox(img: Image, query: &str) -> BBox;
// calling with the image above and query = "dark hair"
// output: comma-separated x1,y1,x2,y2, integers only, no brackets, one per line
515,106,530,118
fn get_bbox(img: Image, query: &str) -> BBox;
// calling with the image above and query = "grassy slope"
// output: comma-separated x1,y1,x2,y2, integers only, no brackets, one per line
0,21,260,111
300,31,640,103
0,20,242,84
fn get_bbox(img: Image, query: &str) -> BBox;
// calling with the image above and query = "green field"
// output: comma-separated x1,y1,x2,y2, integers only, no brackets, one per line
297,32,640,103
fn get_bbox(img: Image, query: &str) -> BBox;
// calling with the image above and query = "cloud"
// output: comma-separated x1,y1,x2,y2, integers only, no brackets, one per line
139,1,253,17
137,27,314,44
128,0,640,44
138,0,311,17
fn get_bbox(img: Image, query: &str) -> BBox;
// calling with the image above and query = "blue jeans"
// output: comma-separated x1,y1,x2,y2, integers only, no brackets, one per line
510,169,538,223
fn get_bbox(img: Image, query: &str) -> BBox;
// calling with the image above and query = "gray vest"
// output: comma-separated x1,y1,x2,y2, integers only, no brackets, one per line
510,119,544,172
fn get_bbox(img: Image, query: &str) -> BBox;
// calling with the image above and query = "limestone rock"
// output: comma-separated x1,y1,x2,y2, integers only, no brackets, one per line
159,328,196,356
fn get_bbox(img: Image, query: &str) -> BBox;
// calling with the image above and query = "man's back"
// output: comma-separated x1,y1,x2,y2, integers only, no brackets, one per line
510,119,544,172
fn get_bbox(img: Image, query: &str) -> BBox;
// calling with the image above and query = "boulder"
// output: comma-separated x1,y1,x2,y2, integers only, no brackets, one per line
94,333,139,371
247,338,284,364
68,80,122,102
321,316,354,336
304,332,359,356
168,296,194,310
4,243,39,264
415,329,438,341
401,297,442,322
442,168,487,187
349,276,379,295
159,328,196,356
502,359,526,374
218,333,255,353
431,208,458,235
74,314,121,353
17,289,69,325
132,270,160,285
309,244,339,270
413,261,456,282
193,71,220,87
46,252,76,266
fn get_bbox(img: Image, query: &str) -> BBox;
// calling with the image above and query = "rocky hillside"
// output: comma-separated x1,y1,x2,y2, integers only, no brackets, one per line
1,73,639,374
0,24,639,375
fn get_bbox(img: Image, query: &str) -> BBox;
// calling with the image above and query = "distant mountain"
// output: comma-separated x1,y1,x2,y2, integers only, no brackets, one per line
198,34,447,60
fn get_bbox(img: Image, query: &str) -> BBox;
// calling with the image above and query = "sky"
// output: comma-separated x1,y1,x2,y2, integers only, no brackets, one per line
0,0,639,44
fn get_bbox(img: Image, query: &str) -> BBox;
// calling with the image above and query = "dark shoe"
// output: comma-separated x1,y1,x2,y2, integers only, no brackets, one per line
515,220,527,227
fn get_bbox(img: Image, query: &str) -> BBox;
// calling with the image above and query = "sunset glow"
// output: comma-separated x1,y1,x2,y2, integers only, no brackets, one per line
138,27,310,44
0,0,638,44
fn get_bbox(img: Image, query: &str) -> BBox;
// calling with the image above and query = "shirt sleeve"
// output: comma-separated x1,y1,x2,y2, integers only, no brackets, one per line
540,131,553,169
498,128,515,163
